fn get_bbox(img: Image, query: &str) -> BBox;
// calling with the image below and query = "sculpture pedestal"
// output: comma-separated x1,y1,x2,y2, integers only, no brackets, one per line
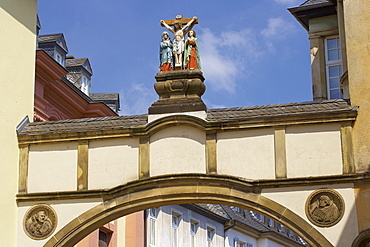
148,70,207,114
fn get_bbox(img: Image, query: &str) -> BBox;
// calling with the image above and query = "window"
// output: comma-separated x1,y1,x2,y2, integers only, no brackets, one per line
190,220,198,247
267,218,274,228
81,76,89,95
247,243,253,247
230,206,240,213
325,37,343,99
277,223,284,232
207,227,214,247
99,230,108,247
55,51,64,66
286,228,292,238
234,238,247,247
172,213,180,247
149,208,157,246
251,212,264,223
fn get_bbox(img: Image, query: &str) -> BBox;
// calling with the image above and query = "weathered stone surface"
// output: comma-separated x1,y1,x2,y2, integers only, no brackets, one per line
149,70,207,114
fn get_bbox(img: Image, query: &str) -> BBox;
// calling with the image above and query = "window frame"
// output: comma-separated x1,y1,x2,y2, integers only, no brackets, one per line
98,228,112,247
171,211,181,247
190,219,199,247
206,225,215,247
149,208,158,246
324,36,343,99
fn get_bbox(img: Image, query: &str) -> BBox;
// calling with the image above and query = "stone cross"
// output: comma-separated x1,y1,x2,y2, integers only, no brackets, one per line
160,15,199,28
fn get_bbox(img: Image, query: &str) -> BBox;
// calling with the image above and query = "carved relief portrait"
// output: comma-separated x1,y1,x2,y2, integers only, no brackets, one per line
23,204,57,240
306,189,344,227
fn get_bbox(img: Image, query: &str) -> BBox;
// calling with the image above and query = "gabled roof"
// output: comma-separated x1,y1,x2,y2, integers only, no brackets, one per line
300,0,330,6
90,93,119,101
66,58,93,75
288,0,336,30
38,33,69,53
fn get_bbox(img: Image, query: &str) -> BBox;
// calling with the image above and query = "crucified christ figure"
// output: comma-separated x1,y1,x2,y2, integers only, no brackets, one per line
160,16,198,69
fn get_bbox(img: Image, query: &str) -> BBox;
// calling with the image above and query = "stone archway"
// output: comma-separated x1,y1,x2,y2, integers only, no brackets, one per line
44,174,332,247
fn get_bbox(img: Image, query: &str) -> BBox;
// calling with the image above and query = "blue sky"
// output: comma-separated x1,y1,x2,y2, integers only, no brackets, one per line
38,0,311,115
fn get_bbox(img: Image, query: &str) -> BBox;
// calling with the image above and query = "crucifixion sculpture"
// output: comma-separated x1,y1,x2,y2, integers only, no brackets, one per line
160,15,198,70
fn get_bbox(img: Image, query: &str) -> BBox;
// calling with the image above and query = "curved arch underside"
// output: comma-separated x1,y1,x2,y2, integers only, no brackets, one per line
44,174,332,247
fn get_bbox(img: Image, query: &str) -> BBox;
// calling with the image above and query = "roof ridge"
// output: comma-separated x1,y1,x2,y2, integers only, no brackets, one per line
207,99,349,112
26,114,147,126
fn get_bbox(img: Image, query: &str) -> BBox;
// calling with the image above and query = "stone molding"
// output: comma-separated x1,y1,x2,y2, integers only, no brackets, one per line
149,70,207,114
17,173,369,203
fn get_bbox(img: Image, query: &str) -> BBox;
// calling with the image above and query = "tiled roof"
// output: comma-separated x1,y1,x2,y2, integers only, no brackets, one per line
38,33,63,43
207,99,356,122
90,93,119,101
193,204,305,244
19,115,147,136
193,204,231,219
194,204,269,232
18,100,356,136
221,205,271,232
300,0,330,6
66,58,88,67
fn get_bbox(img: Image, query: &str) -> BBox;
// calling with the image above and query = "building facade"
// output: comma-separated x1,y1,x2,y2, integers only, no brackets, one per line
1,0,370,246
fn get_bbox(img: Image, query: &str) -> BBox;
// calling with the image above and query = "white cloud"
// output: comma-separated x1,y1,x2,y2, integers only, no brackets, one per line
198,28,262,94
261,17,296,39
119,83,157,115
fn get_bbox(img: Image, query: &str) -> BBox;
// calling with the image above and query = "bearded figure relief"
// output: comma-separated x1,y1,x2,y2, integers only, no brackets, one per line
24,204,57,240
306,189,344,227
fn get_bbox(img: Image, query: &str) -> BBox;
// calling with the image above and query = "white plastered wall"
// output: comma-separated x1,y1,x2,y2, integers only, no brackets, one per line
262,184,358,247
89,137,139,189
28,142,78,192
225,228,258,247
286,123,342,178
150,126,206,176
17,199,102,247
217,128,275,180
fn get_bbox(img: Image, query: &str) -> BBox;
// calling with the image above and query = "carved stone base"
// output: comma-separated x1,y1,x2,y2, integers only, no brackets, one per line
148,70,207,114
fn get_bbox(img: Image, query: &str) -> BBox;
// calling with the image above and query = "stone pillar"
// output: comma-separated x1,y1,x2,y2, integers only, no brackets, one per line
148,70,207,114
309,35,327,101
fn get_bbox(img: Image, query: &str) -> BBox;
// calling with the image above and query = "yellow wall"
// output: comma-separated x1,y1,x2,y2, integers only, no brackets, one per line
343,0,370,233
344,0,370,172
0,1,37,246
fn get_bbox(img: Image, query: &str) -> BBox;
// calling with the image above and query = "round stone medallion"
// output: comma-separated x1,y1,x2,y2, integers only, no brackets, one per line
23,204,57,240
305,189,345,227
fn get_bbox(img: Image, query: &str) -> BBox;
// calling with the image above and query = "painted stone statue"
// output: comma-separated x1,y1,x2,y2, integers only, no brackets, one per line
160,16,198,69
184,30,201,70
160,31,173,72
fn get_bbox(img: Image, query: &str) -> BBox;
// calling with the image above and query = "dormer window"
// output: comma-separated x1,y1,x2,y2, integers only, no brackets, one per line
81,76,89,95
325,36,343,99
55,51,64,66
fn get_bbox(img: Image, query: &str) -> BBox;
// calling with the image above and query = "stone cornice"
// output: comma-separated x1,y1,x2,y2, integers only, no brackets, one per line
16,173,369,203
